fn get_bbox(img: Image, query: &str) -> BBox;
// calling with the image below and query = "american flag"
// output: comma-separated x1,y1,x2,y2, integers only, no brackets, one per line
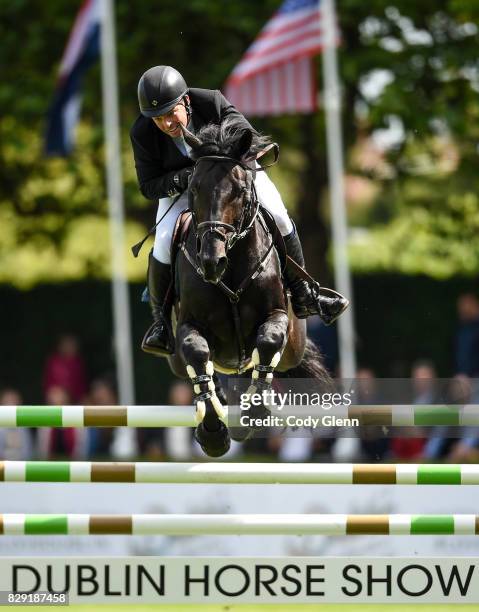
224,0,327,116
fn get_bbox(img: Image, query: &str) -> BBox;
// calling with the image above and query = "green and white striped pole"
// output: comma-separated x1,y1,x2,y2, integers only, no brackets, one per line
0,514,477,536
1,405,478,428
1,461,478,484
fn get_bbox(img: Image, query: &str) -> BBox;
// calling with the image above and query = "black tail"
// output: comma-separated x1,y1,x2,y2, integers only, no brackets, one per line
278,338,332,388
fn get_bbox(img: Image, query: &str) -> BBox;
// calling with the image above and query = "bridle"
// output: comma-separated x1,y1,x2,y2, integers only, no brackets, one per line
189,155,260,253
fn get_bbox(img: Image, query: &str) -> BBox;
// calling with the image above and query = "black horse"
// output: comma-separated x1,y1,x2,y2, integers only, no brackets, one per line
166,117,330,456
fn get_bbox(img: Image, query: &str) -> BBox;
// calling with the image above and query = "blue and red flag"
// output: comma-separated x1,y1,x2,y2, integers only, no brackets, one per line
45,0,101,156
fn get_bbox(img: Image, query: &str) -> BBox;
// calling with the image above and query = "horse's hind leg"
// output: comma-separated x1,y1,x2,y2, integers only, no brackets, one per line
212,372,227,405
232,311,288,444
177,322,230,457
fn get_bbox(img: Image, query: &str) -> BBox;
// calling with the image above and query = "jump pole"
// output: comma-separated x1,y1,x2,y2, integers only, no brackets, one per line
1,461,478,484
0,514,478,536
1,405,478,427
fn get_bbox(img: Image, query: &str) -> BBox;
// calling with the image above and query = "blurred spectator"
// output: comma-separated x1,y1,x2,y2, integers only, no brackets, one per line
447,440,479,462
355,368,390,461
0,388,32,459
85,378,117,457
455,293,479,376
356,368,379,404
421,374,472,461
267,376,318,462
43,334,87,403
137,382,168,458
448,373,473,404
411,360,438,404
37,385,85,459
447,435,479,462
391,434,426,461
0,388,21,405
446,375,479,462
276,430,315,462
390,361,433,460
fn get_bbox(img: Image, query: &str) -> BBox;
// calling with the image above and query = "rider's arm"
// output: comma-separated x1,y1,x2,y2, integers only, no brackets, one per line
130,131,191,200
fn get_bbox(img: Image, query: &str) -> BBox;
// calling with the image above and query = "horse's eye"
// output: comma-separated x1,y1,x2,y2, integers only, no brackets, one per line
190,186,198,196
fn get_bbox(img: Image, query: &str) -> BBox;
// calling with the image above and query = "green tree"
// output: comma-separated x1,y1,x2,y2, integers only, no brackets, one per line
340,0,479,277
1,0,478,287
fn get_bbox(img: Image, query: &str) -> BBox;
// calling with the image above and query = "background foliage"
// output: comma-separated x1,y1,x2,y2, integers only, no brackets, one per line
1,0,478,286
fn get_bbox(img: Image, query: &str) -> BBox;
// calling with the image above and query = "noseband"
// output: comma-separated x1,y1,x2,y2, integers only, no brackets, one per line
189,155,260,252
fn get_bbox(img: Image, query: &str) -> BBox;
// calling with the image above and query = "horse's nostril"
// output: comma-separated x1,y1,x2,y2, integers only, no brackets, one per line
202,257,217,274
217,257,227,274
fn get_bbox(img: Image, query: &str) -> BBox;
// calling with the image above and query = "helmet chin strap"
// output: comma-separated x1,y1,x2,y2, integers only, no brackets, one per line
183,96,192,122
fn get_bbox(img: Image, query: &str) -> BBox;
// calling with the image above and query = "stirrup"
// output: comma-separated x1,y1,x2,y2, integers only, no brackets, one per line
311,283,350,325
312,283,347,302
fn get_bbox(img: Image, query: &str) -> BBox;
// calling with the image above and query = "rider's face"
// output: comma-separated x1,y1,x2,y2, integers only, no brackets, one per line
152,98,189,137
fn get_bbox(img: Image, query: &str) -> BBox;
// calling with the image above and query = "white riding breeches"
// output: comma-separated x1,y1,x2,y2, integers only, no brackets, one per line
153,168,293,264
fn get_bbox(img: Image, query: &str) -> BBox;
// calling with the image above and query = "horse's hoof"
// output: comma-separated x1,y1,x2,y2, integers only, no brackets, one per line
229,426,254,443
195,421,231,457
249,403,271,422
230,404,271,442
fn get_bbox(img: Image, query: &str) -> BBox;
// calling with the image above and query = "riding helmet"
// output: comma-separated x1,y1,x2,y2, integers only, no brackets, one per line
137,66,188,117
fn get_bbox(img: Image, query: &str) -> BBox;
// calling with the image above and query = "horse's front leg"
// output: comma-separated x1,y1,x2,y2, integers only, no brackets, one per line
248,310,289,412
177,322,230,457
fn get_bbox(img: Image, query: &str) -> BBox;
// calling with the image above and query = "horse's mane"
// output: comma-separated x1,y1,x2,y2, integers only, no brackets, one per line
191,115,272,160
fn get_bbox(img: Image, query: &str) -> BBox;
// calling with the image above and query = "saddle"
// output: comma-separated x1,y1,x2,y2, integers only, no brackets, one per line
170,209,193,276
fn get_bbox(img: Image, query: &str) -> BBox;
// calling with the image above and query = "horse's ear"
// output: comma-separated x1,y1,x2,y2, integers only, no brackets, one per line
179,124,202,149
246,142,280,167
235,129,253,159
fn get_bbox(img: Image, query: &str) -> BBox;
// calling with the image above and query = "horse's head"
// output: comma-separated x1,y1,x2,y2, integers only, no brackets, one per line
180,119,274,285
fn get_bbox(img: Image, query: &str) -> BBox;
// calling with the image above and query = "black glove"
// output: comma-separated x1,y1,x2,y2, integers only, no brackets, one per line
173,167,193,192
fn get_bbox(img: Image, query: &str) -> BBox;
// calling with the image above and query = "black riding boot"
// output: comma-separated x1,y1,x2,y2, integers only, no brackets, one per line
284,227,349,325
141,251,175,356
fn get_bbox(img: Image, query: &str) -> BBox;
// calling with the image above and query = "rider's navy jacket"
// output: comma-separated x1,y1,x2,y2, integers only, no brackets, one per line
130,88,252,200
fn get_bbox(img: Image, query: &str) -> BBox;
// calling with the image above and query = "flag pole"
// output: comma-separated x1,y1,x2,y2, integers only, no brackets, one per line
320,0,356,379
99,0,136,408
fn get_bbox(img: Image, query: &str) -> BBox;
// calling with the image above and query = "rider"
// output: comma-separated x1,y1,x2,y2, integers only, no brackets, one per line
130,65,349,356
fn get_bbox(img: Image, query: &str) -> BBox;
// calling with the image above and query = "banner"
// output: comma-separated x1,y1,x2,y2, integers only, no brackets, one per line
0,556,478,604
